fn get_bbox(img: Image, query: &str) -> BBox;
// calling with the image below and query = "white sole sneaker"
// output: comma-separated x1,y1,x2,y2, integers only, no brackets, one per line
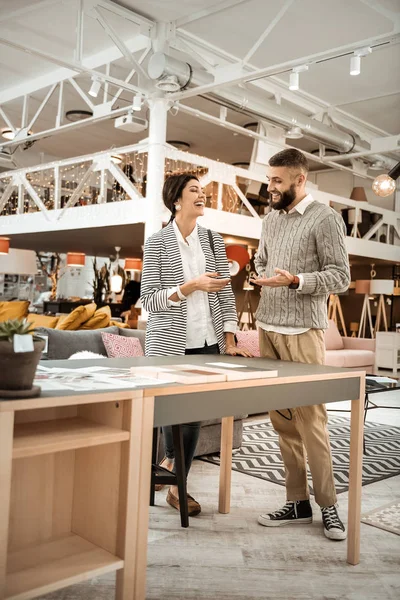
324,527,347,540
258,515,313,527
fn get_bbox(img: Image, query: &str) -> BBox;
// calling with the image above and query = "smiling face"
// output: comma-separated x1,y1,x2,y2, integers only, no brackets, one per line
176,178,206,219
267,166,306,211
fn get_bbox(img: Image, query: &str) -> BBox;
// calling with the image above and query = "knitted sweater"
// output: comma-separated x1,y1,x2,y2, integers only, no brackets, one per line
254,201,350,330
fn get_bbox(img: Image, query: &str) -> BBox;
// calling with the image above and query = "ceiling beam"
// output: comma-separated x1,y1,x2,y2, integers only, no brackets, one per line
171,30,400,101
241,0,294,64
174,0,251,28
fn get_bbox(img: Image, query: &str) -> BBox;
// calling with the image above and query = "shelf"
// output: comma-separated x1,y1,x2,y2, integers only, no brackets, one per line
13,417,130,459
5,533,124,600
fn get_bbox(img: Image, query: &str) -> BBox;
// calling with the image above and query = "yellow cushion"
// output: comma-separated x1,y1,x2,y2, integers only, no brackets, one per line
110,320,129,329
55,305,89,330
79,305,111,330
0,301,30,322
82,302,97,322
26,313,59,329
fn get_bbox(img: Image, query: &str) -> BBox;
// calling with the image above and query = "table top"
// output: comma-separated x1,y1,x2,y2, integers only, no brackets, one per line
0,356,365,423
366,376,400,395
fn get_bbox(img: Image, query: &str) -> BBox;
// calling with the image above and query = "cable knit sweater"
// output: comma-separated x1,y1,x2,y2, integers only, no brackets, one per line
254,200,350,330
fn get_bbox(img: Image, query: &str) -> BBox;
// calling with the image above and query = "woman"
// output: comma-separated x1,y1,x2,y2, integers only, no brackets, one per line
140,173,251,517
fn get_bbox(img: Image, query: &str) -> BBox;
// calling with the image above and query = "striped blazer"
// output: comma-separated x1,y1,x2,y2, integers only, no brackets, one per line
140,222,238,357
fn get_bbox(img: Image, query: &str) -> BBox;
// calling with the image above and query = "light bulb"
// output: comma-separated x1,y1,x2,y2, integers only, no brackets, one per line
372,174,396,197
110,274,123,293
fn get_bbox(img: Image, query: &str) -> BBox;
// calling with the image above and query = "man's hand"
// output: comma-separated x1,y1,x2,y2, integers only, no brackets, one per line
250,268,295,288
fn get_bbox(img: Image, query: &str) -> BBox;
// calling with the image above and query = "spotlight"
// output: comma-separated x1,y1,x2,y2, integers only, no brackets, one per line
350,54,361,76
132,93,143,111
1,129,15,140
288,65,308,91
88,77,101,98
372,161,400,197
289,71,299,91
285,126,303,139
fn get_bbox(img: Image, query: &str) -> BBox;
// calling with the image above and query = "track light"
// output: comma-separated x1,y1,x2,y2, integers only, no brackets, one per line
286,126,303,139
350,55,361,76
132,93,143,111
350,47,372,76
88,77,101,98
372,161,400,197
288,65,308,91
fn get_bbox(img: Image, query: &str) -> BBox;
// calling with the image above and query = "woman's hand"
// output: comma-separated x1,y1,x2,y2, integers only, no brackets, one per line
225,345,253,357
195,272,231,293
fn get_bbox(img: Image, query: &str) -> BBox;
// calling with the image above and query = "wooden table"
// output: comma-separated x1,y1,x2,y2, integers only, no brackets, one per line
0,356,365,600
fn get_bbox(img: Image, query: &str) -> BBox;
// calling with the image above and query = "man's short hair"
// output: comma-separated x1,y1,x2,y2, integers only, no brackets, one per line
269,149,309,173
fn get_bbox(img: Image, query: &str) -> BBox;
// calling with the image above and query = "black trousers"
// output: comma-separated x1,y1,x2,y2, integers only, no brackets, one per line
163,343,219,476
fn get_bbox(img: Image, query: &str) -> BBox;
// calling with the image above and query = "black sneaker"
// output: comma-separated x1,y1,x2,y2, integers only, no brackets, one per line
321,505,347,540
258,500,313,527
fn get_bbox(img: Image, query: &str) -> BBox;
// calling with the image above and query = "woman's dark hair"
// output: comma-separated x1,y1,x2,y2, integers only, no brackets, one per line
163,173,199,222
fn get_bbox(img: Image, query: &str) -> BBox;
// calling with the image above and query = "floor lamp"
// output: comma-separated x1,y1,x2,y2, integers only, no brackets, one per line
370,279,394,334
356,280,374,338
328,294,347,336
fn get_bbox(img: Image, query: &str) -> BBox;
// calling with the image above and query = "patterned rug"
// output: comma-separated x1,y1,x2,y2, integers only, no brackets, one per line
199,417,400,494
362,502,400,535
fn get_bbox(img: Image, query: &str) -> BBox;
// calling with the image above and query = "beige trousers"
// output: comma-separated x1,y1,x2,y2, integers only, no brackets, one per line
259,328,337,507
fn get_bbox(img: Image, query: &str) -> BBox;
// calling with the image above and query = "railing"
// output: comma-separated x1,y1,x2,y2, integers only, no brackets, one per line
0,143,399,251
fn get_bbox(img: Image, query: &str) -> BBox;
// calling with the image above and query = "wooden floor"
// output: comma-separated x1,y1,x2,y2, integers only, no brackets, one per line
34,392,400,600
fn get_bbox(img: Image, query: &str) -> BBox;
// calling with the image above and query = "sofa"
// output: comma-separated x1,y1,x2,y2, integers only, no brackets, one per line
236,321,375,372
36,325,244,457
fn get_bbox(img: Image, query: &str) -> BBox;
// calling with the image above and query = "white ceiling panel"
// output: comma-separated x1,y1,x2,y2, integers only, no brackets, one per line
338,93,400,135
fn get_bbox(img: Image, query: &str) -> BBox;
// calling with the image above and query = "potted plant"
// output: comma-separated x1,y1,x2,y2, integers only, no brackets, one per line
0,319,46,398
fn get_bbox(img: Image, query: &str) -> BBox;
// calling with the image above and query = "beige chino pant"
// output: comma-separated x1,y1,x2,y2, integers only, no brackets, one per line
259,328,337,507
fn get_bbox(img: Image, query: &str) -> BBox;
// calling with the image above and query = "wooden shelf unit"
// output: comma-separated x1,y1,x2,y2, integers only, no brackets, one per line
13,417,130,459
5,534,123,600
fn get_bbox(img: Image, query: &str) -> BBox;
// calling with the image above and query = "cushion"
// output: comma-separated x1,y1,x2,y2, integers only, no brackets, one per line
101,332,144,358
119,327,146,351
235,330,261,357
55,305,89,330
82,302,97,321
324,320,344,351
110,320,129,328
36,326,120,359
325,349,375,369
26,313,59,329
80,305,111,330
0,301,30,322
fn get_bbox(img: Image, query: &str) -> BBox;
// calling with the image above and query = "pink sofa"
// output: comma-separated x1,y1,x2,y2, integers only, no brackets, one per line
324,320,375,371
236,321,375,371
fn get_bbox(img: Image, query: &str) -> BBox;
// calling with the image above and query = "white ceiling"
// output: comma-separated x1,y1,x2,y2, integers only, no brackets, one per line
0,0,399,169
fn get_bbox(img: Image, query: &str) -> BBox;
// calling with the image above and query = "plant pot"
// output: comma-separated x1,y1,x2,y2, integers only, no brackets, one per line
0,339,46,392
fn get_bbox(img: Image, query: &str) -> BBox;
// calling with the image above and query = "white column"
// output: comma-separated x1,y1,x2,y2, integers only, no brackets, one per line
144,97,168,241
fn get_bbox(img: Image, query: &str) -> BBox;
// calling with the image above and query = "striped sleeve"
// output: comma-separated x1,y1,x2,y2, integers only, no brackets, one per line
140,235,171,313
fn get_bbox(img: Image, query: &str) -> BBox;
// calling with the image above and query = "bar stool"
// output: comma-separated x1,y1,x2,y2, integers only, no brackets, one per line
150,426,189,527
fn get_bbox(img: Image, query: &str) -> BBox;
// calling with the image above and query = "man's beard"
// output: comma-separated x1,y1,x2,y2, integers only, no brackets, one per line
270,184,296,211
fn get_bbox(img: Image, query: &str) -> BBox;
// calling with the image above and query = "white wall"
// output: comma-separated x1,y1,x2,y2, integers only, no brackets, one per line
0,249,37,274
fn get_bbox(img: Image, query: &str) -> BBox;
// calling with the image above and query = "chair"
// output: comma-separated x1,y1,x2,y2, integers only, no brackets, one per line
150,426,189,527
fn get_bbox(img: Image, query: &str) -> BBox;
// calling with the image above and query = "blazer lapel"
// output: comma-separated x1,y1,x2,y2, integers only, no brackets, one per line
161,222,185,286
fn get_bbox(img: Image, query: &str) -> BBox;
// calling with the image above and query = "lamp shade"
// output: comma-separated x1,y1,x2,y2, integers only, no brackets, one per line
110,274,123,293
124,258,142,271
0,237,10,255
350,187,368,202
66,252,85,267
225,245,249,276
369,279,394,295
355,280,370,294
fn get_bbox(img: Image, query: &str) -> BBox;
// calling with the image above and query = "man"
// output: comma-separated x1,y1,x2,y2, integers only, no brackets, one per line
251,148,350,541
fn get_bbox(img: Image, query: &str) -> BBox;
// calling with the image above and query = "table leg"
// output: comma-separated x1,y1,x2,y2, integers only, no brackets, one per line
347,377,365,566
0,410,14,600
116,393,154,600
219,416,234,514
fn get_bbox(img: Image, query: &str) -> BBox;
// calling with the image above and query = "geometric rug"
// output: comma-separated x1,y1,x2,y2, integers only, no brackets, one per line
199,416,400,495
362,502,400,535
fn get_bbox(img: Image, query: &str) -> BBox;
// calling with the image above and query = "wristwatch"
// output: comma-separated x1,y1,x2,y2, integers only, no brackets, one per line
288,275,300,289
